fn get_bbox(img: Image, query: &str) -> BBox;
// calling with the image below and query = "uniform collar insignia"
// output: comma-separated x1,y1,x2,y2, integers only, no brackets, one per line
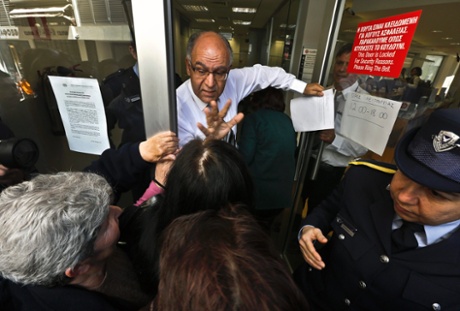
432,130,460,152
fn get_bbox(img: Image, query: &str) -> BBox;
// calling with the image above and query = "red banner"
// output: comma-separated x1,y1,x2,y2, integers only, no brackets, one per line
348,10,422,78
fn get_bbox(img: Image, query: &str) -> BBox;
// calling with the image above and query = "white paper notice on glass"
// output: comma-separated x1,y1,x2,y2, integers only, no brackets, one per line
290,88,335,132
48,76,110,155
340,92,402,156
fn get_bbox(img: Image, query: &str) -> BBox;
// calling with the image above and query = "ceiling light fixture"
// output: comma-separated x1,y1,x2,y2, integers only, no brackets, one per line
219,25,234,31
183,5,208,12
233,20,251,25
280,24,296,29
232,7,257,13
195,18,215,23
9,4,75,24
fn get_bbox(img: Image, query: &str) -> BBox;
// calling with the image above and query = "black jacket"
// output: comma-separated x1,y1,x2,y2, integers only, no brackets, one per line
296,160,460,310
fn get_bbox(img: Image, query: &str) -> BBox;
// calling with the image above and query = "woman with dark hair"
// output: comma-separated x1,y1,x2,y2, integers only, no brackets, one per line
401,66,424,103
238,87,297,231
407,66,422,88
119,139,254,297
153,205,309,311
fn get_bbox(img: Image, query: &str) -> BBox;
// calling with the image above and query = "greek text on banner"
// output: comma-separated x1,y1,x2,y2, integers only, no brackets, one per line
348,10,422,78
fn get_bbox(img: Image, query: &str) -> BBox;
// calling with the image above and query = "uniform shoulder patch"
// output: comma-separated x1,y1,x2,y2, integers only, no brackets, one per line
348,159,396,174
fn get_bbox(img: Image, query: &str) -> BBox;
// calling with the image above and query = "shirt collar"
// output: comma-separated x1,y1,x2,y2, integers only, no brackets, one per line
393,215,460,245
424,220,460,245
188,82,208,111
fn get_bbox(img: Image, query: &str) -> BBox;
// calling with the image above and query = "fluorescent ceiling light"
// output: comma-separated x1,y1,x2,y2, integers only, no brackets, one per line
9,4,74,23
279,24,296,29
183,5,208,12
233,20,251,25
219,26,234,31
195,18,215,23
9,4,72,15
232,7,257,13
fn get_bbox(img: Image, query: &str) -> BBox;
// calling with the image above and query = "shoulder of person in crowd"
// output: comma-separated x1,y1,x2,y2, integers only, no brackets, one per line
102,67,140,100
103,67,136,88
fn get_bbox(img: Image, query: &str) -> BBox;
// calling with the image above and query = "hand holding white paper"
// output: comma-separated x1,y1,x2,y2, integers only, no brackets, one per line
290,88,335,132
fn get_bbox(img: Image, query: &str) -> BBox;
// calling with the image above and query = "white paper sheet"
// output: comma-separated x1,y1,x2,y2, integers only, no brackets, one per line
48,76,110,155
290,88,335,132
340,92,402,156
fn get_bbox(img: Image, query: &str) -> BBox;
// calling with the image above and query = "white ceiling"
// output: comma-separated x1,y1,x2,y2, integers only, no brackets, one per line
172,0,290,35
172,0,460,58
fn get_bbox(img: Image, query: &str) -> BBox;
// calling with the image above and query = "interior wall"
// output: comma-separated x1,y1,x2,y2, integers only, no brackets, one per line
433,56,457,90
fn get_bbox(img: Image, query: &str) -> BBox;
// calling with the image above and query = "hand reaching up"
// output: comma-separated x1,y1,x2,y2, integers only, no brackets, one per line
197,99,244,142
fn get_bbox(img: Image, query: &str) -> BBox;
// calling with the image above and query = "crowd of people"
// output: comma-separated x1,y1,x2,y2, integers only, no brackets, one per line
1,30,459,311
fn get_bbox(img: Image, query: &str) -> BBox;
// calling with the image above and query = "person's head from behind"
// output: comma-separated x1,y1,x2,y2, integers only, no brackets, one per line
161,139,253,223
332,43,358,91
185,31,233,103
410,67,422,77
131,139,254,295
156,205,309,311
0,172,121,287
392,108,460,226
251,87,286,112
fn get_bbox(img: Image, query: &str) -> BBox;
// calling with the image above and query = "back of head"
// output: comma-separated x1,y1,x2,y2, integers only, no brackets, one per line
252,87,286,112
129,140,254,295
156,205,309,311
161,139,254,224
0,172,111,286
412,66,422,76
395,108,460,193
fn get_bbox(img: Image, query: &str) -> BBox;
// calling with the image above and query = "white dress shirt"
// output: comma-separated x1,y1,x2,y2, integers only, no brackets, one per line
176,64,307,147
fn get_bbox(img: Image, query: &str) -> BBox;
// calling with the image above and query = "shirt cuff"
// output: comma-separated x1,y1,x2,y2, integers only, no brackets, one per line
290,79,308,94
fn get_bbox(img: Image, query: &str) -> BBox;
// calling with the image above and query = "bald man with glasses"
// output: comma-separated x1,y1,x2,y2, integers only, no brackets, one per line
177,30,325,147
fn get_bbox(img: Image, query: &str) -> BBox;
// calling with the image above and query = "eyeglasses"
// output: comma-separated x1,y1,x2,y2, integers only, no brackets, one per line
188,60,229,81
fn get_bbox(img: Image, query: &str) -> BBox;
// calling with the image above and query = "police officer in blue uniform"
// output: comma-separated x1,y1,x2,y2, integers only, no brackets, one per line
295,108,460,310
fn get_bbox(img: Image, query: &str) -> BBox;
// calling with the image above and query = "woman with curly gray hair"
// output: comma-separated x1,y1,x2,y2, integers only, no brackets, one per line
0,171,141,311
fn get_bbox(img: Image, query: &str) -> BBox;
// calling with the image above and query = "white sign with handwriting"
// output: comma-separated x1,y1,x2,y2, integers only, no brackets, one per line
340,92,401,155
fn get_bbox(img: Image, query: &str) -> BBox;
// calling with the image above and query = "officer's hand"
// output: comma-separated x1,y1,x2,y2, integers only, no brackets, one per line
319,129,336,144
197,99,244,141
139,131,179,163
299,226,328,270
304,83,324,96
